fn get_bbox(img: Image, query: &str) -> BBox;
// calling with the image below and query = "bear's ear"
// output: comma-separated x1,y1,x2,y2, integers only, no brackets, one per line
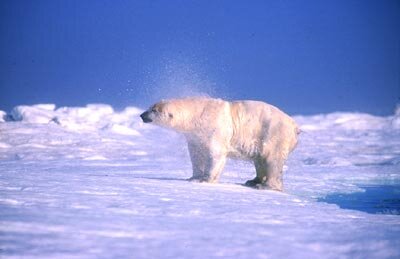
168,113,173,119
151,104,163,113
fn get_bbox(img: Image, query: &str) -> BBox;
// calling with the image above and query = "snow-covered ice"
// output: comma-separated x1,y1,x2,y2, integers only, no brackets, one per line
0,104,399,258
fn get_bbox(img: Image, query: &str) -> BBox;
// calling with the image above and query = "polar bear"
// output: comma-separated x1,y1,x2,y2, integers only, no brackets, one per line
140,97,299,191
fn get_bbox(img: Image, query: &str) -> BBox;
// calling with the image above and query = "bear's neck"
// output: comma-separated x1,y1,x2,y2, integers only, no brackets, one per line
173,108,205,133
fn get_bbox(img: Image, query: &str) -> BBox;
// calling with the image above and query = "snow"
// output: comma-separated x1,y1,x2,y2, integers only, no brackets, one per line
0,104,399,258
0,110,7,123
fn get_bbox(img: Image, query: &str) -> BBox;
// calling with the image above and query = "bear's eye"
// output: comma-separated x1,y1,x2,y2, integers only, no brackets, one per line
168,113,173,118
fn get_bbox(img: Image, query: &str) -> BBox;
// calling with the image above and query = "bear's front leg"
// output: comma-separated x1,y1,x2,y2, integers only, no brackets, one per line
186,136,228,183
187,141,208,181
187,155,226,183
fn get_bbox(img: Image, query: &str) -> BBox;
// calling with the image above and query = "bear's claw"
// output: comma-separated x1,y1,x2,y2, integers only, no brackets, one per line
244,178,261,187
244,178,282,191
187,176,208,183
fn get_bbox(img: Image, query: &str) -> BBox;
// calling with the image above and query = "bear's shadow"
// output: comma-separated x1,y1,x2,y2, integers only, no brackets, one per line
132,175,275,190
133,176,188,182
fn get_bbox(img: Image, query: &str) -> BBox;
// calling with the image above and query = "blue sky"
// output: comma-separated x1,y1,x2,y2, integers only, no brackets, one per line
0,0,399,115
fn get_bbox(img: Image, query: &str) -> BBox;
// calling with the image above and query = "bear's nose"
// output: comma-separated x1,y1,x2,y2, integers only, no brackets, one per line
140,111,152,123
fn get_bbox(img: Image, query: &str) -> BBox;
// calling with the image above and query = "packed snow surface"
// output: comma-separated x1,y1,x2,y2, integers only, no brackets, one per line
0,104,400,258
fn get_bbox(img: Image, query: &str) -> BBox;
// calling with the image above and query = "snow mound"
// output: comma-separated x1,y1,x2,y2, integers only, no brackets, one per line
6,103,144,135
11,104,57,124
103,123,141,136
56,104,114,124
295,112,397,131
54,104,115,131
6,103,400,132
0,110,6,122
329,113,387,130
391,104,400,129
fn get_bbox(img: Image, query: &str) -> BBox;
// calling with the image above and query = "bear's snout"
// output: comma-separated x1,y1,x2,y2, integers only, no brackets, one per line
140,111,152,123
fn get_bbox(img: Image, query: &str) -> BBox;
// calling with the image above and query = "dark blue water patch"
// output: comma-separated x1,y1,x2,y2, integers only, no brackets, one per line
318,185,400,215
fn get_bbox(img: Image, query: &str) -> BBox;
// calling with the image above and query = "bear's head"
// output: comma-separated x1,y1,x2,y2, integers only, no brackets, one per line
140,100,177,128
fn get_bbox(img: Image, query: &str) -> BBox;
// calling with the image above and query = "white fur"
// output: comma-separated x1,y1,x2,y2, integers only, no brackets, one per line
141,97,299,191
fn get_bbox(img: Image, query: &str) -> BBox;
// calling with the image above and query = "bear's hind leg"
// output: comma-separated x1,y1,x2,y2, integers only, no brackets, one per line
264,158,284,191
245,158,265,187
245,157,284,191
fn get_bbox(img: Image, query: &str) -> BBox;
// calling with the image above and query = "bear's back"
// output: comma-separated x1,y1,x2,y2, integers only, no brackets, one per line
228,100,298,158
